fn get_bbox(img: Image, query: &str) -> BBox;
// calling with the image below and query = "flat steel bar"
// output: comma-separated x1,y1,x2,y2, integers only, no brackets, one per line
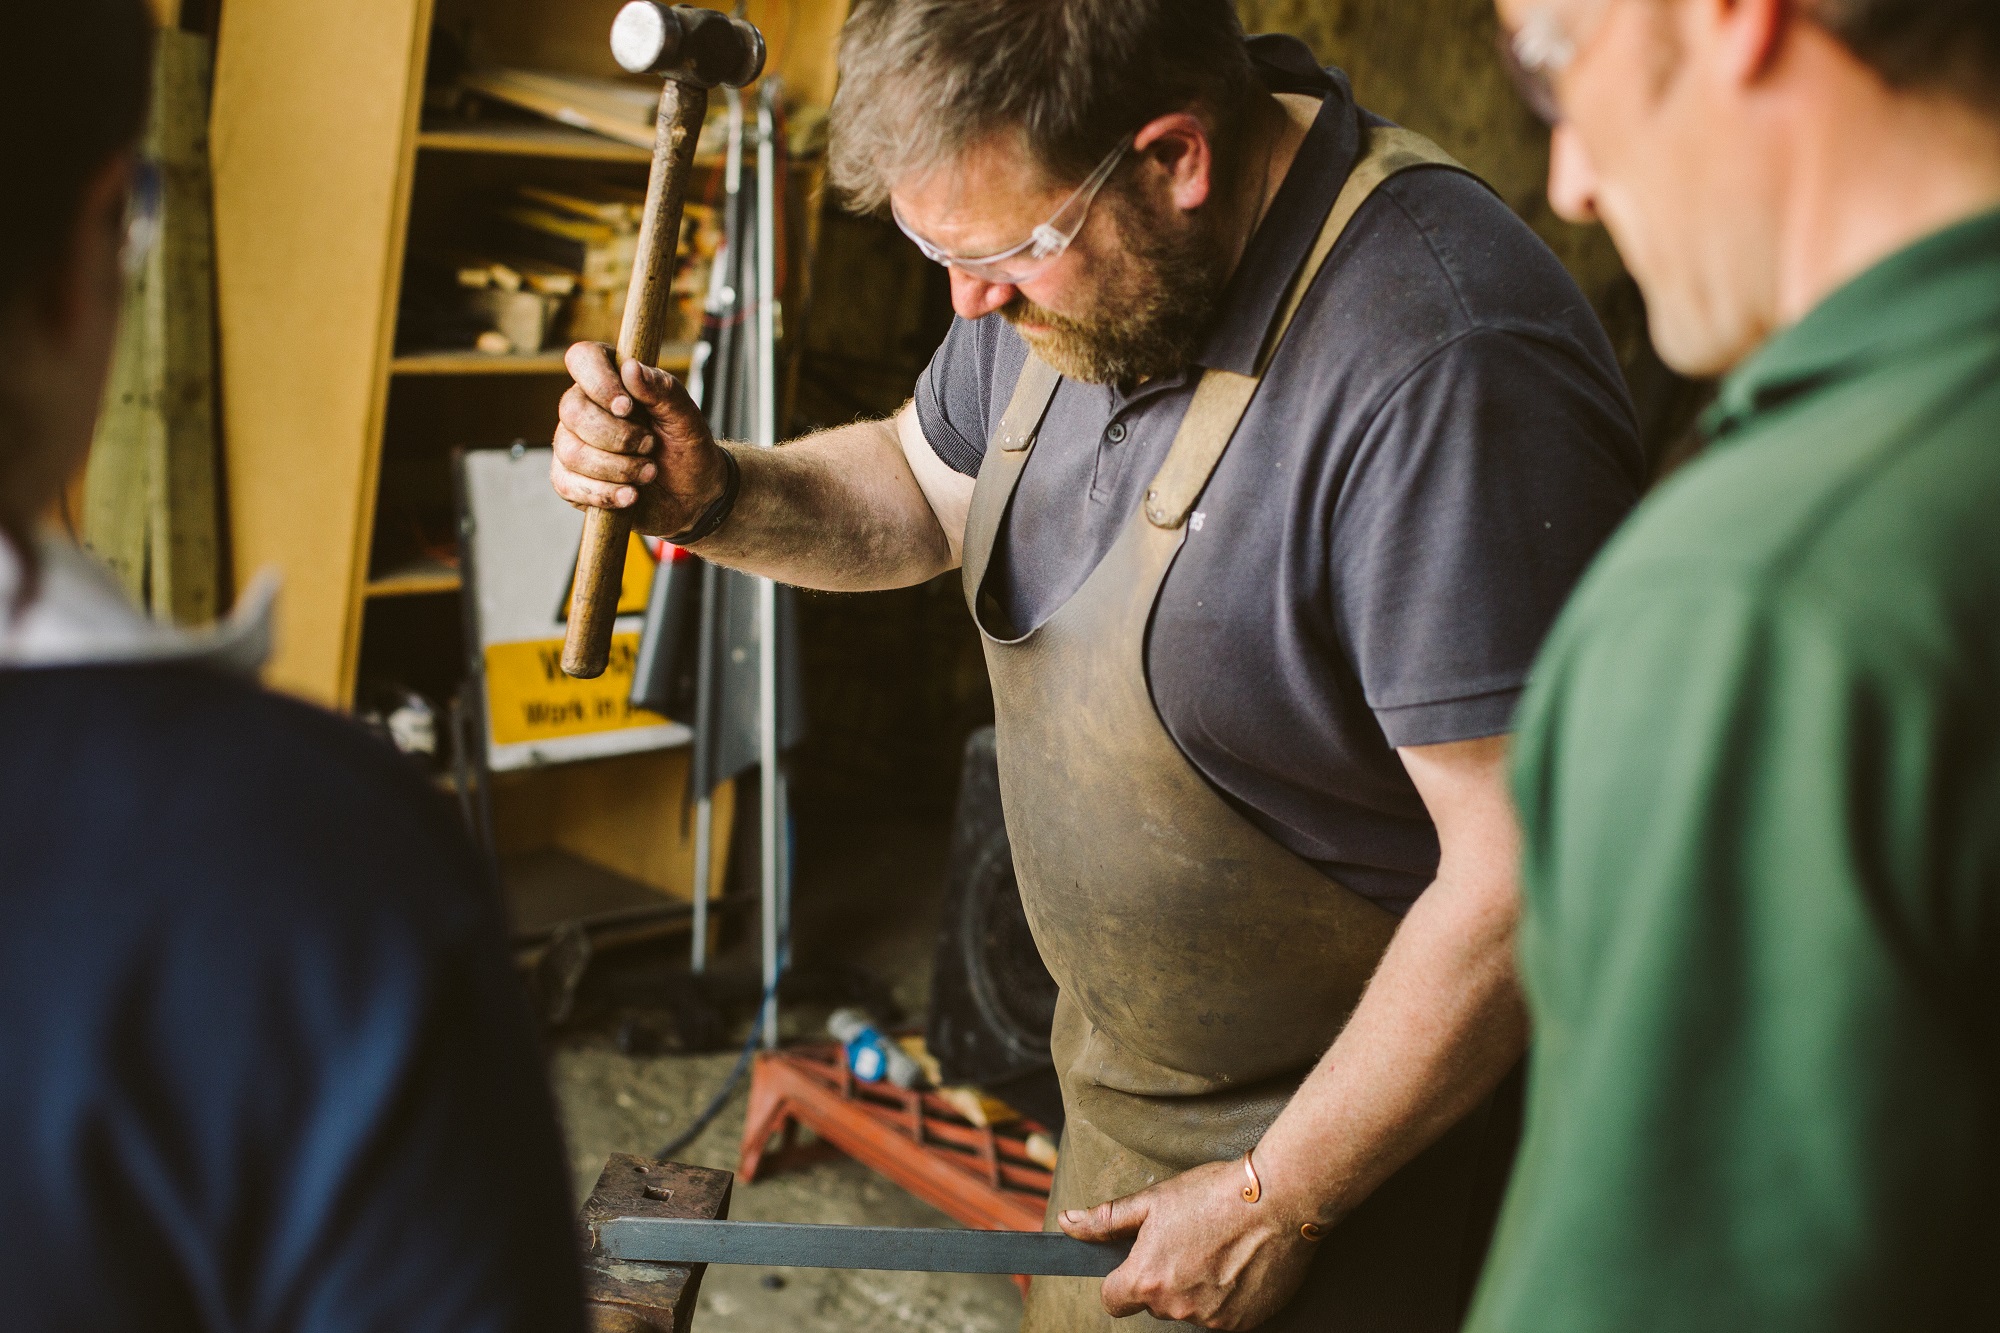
598,1218,1131,1277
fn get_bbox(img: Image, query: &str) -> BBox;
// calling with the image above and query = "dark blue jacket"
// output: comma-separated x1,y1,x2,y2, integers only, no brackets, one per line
0,663,583,1331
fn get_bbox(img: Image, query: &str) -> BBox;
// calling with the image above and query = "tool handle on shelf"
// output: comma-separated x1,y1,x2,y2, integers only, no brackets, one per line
562,79,709,679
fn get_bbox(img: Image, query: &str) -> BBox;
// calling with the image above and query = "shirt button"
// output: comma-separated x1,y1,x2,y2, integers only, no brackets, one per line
1106,422,1129,444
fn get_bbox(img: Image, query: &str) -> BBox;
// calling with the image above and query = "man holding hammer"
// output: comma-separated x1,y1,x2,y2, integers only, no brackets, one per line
554,2,1642,1327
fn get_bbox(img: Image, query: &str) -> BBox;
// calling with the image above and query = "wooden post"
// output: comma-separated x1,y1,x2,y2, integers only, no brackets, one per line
82,29,221,625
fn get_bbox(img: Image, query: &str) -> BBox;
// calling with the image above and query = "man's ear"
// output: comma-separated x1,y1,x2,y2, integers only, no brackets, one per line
1712,0,1789,86
43,150,133,341
1133,112,1214,212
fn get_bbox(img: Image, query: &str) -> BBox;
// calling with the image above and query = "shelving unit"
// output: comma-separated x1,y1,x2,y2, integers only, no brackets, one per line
416,123,653,163
389,345,692,376
211,0,847,906
365,559,464,599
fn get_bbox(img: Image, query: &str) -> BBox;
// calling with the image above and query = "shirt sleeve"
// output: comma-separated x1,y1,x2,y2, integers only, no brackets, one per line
1473,583,2000,1332
913,314,1014,478
1330,326,1643,747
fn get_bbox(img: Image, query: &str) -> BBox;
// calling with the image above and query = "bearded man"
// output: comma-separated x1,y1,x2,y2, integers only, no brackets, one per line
1467,0,2000,1328
552,2,1641,1327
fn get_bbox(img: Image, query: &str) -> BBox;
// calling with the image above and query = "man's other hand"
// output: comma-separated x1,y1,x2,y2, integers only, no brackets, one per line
549,341,730,538
1059,1158,1317,1330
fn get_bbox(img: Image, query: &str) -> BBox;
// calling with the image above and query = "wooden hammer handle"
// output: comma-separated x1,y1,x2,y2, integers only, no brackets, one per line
562,79,709,679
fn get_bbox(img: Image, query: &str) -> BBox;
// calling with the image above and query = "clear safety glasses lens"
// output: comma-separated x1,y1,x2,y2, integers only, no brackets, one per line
893,135,1133,285
1498,3,1610,126
123,159,163,278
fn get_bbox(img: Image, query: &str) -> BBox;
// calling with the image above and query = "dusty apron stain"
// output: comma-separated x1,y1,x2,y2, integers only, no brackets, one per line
960,129,1522,1333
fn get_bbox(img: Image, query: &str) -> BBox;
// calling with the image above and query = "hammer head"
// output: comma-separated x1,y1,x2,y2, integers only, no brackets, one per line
612,3,766,89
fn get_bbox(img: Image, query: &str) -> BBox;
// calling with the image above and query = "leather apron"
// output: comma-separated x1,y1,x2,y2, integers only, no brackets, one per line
962,128,1521,1332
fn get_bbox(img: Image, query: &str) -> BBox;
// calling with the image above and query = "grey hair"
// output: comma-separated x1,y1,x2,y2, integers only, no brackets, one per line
1814,0,2000,114
828,0,1260,213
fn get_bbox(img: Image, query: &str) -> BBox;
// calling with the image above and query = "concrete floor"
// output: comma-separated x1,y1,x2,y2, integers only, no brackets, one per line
547,813,1026,1333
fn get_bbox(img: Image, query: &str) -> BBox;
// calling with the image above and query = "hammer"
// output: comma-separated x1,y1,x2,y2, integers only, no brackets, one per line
562,2,766,680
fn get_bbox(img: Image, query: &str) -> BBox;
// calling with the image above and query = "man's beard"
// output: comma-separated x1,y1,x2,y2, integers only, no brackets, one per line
1001,202,1230,385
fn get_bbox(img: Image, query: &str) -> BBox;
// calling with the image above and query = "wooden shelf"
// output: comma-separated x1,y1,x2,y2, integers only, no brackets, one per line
417,123,824,172
418,123,651,163
365,560,463,598
392,345,694,376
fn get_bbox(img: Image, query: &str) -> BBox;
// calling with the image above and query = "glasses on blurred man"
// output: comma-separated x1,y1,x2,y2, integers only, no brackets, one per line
1498,1,1614,124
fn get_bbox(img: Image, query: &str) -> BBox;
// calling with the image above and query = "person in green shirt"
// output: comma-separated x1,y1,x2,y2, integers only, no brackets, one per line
1469,0,2000,1328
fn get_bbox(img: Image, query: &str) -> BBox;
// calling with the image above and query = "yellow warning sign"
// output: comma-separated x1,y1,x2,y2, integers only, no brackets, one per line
563,531,658,620
483,632,670,747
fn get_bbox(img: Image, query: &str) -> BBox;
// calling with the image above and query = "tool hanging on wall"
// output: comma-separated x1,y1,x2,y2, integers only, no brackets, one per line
562,2,765,679
630,78,805,1048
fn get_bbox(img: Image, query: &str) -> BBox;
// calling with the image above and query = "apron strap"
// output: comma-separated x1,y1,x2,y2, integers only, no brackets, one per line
1143,126,1468,531
961,353,1064,622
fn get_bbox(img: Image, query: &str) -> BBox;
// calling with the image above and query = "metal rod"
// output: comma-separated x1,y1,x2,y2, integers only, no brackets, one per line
598,1218,1133,1278
685,91,741,978
774,761,792,971
690,794,713,973
755,82,781,1049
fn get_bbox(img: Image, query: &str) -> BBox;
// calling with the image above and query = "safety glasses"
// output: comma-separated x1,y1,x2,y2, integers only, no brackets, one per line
892,134,1133,285
123,158,163,278
1497,1,1613,125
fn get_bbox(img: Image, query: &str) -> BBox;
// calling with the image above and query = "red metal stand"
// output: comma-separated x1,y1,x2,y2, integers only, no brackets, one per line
738,1044,1056,1290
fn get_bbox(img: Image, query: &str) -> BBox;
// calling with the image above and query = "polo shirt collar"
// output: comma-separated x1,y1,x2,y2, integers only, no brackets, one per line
1194,37,1362,376
0,533,274,674
1705,205,2000,440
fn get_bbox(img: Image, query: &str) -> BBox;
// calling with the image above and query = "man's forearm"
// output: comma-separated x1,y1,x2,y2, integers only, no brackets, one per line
1254,868,1527,1224
685,416,955,593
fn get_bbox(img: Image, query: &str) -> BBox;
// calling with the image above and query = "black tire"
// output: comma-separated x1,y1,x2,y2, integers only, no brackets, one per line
925,727,1060,1087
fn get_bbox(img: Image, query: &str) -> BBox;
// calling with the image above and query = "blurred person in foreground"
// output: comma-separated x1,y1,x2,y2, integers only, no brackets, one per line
0,5,584,1327
1467,0,2000,1327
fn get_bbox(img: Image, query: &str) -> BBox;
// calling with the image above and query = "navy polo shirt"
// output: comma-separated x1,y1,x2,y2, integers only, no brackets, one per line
917,36,1645,912
0,664,583,1331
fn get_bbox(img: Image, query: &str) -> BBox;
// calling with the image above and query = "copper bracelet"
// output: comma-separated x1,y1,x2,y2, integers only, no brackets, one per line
1241,1150,1327,1242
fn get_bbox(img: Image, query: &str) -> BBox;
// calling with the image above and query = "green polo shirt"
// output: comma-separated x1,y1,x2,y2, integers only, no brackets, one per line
1468,206,2000,1332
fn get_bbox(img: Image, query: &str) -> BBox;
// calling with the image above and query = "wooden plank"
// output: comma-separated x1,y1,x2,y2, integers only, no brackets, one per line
416,122,818,170
364,559,462,597
393,349,574,376
149,30,221,626
81,230,155,603
391,346,692,376
460,68,659,151
418,122,651,163
211,0,435,704
83,33,226,611
491,758,734,903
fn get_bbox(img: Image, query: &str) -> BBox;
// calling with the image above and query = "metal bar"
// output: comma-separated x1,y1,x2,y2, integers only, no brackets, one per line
754,82,781,1050
690,794,713,973
598,1218,1131,1278
510,891,758,946
774,761,791,971
685,90,740,978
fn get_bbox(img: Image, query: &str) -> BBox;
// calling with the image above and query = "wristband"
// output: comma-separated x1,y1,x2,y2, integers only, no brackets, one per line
1241,1149,1327,1242
667,445,741,546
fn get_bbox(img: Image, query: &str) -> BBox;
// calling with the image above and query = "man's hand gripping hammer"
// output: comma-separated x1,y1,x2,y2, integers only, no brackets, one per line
561,2,765,679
